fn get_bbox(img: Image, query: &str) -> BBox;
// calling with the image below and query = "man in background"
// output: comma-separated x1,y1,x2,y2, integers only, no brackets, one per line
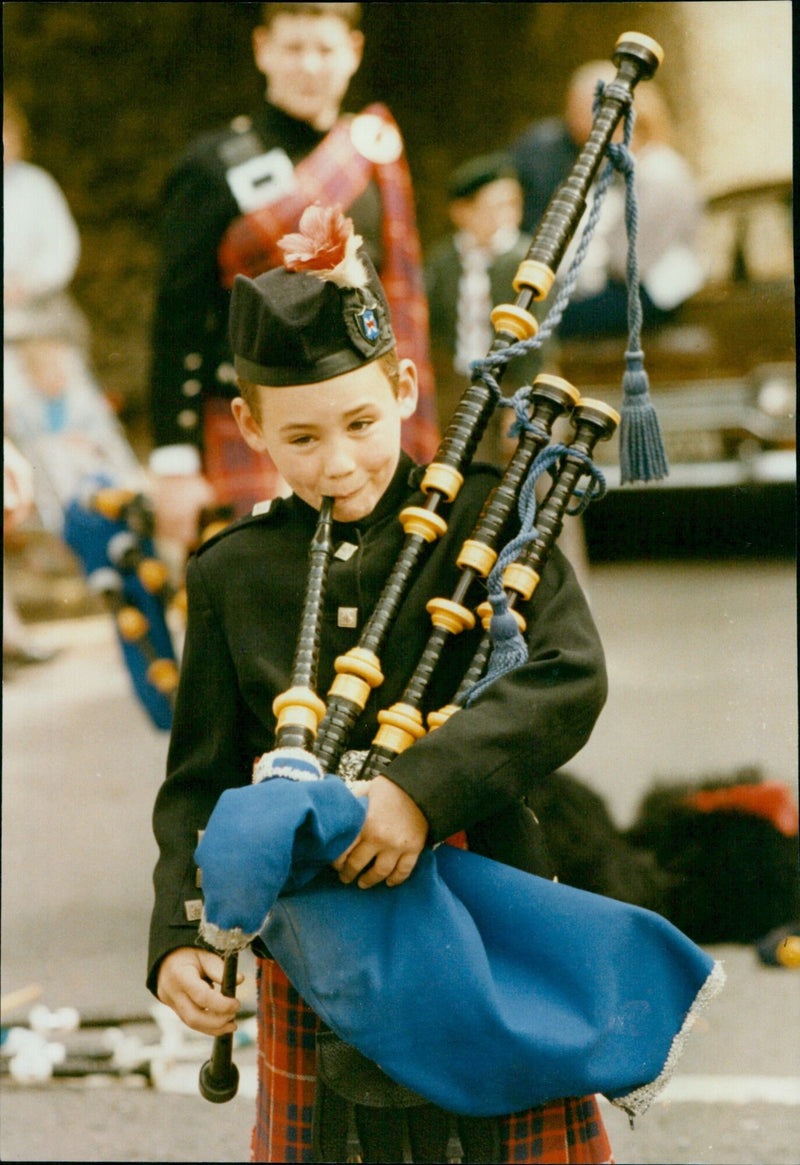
149,2,438,551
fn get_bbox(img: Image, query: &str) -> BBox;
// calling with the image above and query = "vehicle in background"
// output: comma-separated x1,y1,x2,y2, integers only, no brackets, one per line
557,178,795,558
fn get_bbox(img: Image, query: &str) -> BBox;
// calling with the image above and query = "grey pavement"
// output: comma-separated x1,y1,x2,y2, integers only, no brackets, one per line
1,558,798,1163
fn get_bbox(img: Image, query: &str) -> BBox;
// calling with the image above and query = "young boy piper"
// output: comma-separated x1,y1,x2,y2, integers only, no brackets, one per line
148,205,614,1162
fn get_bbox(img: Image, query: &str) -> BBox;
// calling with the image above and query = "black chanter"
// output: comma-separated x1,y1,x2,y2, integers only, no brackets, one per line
198,496,335,1102
198,30,662,1106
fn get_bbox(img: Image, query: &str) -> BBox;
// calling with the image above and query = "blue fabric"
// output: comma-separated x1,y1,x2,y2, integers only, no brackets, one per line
62,475,177,730
197,775,722,1118
196,775,366,933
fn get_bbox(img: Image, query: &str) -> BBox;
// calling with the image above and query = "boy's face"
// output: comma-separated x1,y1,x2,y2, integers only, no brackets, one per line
232,358,418,523
252,14,364,131
450,178,523,248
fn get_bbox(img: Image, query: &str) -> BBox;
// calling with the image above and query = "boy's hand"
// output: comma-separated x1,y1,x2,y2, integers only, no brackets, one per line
156,947,243,1037
332,776,428,889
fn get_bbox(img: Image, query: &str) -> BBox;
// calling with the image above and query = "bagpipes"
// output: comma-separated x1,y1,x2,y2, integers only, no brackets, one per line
194,30,725,1128
62,482,231,730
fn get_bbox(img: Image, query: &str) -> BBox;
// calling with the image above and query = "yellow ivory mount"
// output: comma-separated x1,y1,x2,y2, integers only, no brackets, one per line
147,658,180,694
138,558,170,594
328,646,384,710
172,588,188,619
536,372,582,403
457,539,498,578
502,561,541,602
577,397,621,428
426,596,476,635
427,704,460,731
420,461,464,503
272,686,327,736
399,506,448,542
490,304,538,342
200,520,231,544
512,259,556,302
374,702,426,755
617,30,665,64
92,487,137,521
117,606,149,641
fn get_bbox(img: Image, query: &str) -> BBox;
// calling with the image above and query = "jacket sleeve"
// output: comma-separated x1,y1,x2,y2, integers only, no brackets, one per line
146,553,249,994
384,546,607,843
148,153,238,451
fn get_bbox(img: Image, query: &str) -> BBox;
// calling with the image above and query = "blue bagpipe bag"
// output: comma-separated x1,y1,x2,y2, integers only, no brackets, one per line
196,772,725,1119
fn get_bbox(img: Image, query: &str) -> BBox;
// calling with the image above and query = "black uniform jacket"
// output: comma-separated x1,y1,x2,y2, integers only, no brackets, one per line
147,455,607,994
149,101,383,452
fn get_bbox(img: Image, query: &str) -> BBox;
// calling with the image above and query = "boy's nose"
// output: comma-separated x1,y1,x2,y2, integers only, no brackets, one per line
324,443,356,478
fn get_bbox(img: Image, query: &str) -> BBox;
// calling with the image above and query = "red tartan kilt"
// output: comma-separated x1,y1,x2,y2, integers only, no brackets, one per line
250,958,614,1164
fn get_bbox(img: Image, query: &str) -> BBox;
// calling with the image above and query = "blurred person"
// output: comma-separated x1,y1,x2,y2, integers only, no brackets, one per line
555,77,705,337
3,91,144,534
511,63,705,338
149,1,439,551
3,92,143,670
3,437,59,670
425,152,543,464
426,153,589,588
511,60,616,236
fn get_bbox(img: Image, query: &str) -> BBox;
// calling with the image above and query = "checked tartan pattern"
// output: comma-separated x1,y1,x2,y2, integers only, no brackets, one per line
250,959,614,1164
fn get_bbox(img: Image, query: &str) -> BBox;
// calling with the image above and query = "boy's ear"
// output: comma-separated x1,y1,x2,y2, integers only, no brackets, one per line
231,397,269,453
396,359,419,421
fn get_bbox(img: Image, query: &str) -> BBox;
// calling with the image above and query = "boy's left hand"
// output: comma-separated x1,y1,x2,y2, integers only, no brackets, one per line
332,776,428,889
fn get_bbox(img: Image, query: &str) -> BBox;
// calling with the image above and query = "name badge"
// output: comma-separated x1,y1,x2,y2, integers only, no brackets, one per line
225,148,296,213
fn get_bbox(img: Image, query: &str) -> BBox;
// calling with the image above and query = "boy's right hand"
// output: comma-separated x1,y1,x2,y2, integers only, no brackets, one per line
156,947,242,1037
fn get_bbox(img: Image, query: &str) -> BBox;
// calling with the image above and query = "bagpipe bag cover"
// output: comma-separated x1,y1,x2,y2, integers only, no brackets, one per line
196,774,724,1118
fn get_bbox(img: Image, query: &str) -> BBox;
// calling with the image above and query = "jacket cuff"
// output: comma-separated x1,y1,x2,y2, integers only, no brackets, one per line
149,444,202,476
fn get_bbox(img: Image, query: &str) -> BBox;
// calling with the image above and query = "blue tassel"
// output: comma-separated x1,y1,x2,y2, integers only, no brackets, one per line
485,594,528,675
619,350,669,483
463,591,528,707
605,114,669,487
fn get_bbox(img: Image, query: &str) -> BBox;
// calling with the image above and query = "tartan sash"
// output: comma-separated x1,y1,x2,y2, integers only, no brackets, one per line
217,103,439,465
217,111,377,286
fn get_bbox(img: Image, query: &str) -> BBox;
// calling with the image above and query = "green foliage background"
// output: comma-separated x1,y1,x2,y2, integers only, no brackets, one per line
4,2,685,444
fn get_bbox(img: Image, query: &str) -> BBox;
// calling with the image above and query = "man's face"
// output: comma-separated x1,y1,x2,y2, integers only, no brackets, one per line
232,358,418,523
252,14,364,131
3,113,23,167
450,178,523,248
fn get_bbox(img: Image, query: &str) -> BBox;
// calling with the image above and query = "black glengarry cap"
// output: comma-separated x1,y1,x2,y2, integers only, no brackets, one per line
229,204,395,387
447,152,518,202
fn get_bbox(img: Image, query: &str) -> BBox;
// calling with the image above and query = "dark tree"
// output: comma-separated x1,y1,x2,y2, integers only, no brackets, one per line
3,2,684,441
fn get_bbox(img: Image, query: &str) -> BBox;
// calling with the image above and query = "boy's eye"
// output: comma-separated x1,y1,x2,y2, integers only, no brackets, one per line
349,418,373,432
289,434,314,446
